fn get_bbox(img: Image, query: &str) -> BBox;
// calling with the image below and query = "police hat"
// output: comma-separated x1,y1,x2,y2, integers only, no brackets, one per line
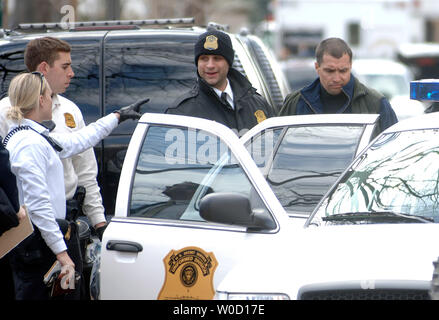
194,30,235,67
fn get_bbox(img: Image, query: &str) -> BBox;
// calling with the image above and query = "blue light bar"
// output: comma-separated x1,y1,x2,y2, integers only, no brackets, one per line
410,79,439,101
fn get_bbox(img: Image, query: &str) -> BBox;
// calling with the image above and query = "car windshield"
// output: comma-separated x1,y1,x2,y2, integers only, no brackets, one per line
311,129,439,225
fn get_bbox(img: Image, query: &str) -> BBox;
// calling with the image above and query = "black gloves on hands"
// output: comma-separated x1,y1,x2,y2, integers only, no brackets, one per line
115,98,150,123
95,225,107,242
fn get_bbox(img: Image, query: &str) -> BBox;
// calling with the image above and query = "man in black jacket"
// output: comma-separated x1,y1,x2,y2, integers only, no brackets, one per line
166,29,274,137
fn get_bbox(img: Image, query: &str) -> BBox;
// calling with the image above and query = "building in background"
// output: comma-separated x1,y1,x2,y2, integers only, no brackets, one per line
268,0,439,61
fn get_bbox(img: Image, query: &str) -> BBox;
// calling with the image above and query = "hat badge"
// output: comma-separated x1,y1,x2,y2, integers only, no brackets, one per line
204,35,218,50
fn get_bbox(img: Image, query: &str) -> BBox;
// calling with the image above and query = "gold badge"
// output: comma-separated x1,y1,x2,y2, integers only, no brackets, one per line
158,246,218,300
254,110,267,123
64,113,76,128
204,35,218,51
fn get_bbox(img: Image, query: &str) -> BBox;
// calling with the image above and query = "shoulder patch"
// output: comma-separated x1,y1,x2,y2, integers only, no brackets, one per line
254,110,267,123
64,113,76,128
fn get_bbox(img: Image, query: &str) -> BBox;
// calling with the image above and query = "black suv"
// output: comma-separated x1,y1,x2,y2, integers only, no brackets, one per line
0,18,289,215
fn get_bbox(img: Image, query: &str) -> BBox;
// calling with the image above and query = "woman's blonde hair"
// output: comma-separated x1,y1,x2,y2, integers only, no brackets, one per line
7,72,50,121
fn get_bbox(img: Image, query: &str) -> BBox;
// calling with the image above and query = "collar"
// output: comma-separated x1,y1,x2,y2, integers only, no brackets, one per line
52,94,61,111
13,118,49,135
300,75,356,113
213,79,234,108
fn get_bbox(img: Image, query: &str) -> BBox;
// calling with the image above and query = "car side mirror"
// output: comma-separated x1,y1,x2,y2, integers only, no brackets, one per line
199,193,276,231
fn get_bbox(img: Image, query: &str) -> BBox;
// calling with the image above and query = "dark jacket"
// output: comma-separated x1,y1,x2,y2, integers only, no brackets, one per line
0,141,19,236
166,68,275,136
279,75,398,133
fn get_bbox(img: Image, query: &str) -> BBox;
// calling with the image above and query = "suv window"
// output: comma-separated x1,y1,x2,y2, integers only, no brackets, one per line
67,38,102,123
104,33,198,136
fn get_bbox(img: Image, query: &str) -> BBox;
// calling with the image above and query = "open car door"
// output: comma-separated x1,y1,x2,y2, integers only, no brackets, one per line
241,114,379,221
99,113,288,299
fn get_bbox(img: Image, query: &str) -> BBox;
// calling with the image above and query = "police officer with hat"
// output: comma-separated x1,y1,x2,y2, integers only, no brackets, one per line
166,29,274,136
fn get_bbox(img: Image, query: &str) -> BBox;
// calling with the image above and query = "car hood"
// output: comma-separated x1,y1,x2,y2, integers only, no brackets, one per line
216,223,439,299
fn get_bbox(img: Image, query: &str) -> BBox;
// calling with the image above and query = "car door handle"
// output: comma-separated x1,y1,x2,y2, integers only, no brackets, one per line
106,240,143,253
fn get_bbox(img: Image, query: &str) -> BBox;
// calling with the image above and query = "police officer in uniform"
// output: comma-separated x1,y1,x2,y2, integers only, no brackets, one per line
166,29,274,136
4,72,146,300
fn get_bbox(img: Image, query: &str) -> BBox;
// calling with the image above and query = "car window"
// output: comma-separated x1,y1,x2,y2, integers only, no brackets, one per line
0,43,26,96
129,125,269,222
64,39,102,124
249,125,365,216
246,127,283,168
0,38,102,123
312,129,439,224
104,35,198,135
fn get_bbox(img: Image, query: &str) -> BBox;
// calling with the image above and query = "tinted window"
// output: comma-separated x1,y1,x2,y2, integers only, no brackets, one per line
129,125,268,222
104,34,198,135
0,42,26,96
63,38,102,124
0,38,102,123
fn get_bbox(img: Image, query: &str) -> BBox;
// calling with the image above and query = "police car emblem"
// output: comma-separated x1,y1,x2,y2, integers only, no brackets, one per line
204,35,218,50
158,246,218,300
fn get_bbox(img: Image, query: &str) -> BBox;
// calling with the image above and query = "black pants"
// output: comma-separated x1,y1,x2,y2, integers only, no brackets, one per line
9,222,83,300
0,255,15,300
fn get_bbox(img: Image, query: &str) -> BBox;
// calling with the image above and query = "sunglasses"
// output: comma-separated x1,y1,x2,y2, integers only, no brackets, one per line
31,71,44,95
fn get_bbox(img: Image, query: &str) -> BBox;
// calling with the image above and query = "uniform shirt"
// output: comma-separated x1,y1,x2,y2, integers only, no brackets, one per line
0,95,106,227
6,114,118,254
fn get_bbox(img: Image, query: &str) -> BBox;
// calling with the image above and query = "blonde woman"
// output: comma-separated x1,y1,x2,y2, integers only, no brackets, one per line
4,72,148,300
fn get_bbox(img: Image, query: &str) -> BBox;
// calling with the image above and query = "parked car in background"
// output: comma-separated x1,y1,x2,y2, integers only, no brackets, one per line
280,57,317,92
96,113,379,299
0,18,288,216
352,58,426,121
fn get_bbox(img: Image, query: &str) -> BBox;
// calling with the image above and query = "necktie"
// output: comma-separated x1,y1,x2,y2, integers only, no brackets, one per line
221,92,233,110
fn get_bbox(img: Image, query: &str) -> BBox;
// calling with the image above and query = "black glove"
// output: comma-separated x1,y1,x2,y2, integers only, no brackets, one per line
95,225,107,242
115,98,150,123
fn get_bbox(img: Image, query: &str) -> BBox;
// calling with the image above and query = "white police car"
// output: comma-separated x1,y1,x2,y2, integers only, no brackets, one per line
95,112,379,299
215,81,439,300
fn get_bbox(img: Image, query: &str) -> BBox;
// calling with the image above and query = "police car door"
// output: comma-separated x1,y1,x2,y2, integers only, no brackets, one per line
99,113,287,299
